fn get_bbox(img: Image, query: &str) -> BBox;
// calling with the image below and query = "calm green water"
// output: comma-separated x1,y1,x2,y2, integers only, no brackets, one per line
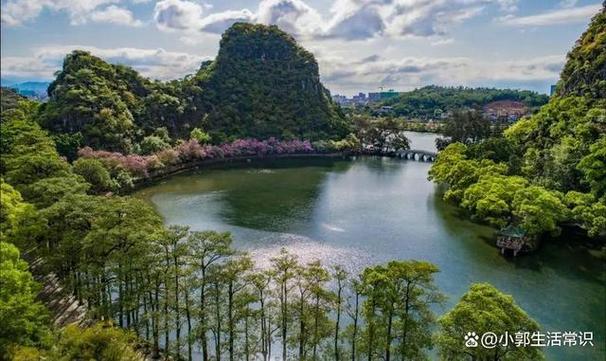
135,132,605,360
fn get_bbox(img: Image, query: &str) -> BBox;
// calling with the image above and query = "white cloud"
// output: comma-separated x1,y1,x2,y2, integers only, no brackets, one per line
1,0,122,26
320,0,521,40
384,2,486,38
151,0,516,41
90,5,143,27
153,0,324,37
560,0,579,8
324,1,386,40
499,4,601,27
1,45,209,80
318,53,564,93
153,0,205,31
199,9,255,34
496,0,519,13
256,0,323,36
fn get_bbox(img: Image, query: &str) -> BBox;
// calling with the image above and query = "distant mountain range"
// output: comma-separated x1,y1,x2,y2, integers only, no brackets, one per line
1,80,50,99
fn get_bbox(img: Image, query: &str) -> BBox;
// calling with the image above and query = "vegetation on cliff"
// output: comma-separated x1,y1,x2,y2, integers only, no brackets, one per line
191,23,349,142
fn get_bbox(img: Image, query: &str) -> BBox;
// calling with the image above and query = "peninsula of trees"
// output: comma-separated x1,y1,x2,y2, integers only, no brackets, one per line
429,6,606,240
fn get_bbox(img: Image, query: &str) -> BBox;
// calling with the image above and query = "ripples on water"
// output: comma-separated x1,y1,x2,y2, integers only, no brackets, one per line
246,233,375,275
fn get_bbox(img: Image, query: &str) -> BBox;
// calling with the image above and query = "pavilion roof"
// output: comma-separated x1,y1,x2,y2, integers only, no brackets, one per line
497,224,527,238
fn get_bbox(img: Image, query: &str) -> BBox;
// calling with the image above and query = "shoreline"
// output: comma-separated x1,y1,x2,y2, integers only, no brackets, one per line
128,152,353,192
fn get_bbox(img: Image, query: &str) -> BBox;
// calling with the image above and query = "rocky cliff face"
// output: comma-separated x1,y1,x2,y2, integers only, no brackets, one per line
193,23,349,141
556,3,605,100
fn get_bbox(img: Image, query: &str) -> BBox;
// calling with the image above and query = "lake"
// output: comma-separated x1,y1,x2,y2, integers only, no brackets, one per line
135,132,605,360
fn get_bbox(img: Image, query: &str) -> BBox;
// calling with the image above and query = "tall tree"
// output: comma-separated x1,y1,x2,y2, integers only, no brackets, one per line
187,230,234,361
271,248,298,361
437,283,543,361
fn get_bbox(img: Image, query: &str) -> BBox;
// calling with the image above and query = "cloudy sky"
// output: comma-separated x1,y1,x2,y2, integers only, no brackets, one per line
1,0,602,95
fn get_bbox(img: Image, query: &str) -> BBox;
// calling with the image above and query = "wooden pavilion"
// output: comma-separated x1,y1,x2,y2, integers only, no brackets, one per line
496,225,537,256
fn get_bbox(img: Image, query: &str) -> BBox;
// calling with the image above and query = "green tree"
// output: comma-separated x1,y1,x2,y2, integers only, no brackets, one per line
271,248,298,361
187,230,235,361
360,261,443,361
437,283,543,361
354,117,410,153
512,186,567,236
461,175,528,227
190,128,212,144
564,191,606,237
578,136,606,198
0,180,40,245
48,323,138,361
0,241,51,358
443,110,491,145
73,158,115,194
140,135,170,155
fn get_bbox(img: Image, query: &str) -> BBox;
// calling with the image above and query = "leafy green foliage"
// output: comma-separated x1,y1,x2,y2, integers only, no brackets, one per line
437,283,543,361
359,260,444,360
39,51,148,152
51,132,84,161
11,323,139,361
512,186,567,237
139,135,170,155
462,175,528,227
442,110,491,145
191,23,349,141
1,103,89,207
0,242,51,358
72,158,115,194
0,181,34,243
190,127,211,144
20,175,90,209
0,87,27,112
353,116,410,153
577,136,606,198
429,143,508,203
564,191,606,237
556,6,606,99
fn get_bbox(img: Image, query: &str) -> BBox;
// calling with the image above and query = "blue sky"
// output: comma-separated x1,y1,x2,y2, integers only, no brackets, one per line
1,0,602,95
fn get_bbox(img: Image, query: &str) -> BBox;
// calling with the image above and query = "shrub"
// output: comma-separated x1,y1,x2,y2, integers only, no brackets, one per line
140,135,170,155
190,128,211,144
73,158,115,193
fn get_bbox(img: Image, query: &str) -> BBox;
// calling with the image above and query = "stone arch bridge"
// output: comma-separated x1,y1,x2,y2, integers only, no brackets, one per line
396,149,437,162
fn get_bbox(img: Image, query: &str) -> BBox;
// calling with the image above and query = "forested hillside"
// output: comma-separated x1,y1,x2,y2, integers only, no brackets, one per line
191,23,349,141
430,5,606,239
1,87,26,112
38,23,347,155
382,85,549,119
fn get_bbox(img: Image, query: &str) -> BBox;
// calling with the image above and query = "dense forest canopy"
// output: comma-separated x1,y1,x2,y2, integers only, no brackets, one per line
37,23,348,155
381,85,549,119
193,23,349,142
